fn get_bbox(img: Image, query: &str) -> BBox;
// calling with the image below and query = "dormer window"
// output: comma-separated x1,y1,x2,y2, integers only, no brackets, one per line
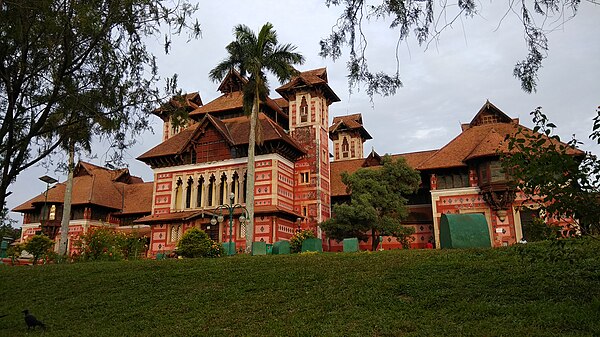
478,160,507,185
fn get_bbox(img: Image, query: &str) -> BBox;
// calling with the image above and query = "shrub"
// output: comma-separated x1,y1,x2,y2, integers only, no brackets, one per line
522,217,562,242
122,236,149,259
390,225,415,249
177,227,223,258
206,240,225,258
7,242,24,265
74,227,125,261
290,229,316,253
24,235,54,265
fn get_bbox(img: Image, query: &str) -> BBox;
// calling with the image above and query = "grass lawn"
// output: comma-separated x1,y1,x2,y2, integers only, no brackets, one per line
1,239,599,336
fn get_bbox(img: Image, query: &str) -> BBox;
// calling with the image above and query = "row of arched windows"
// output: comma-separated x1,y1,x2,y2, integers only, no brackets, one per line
173,171,247,210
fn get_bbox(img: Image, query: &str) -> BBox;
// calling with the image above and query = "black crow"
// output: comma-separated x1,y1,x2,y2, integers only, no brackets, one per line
22,309,45,330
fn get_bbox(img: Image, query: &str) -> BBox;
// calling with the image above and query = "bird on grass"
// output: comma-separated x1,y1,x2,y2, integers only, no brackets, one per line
22,309,45,330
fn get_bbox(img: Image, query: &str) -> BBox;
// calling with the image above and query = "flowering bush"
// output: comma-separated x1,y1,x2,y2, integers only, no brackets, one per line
206,240,225,258
177,227,224,258
290,229,316,253
74,226,150,261
74,227,125,261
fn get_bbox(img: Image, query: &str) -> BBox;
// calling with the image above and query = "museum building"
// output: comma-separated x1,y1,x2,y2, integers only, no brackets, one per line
13,68,579,255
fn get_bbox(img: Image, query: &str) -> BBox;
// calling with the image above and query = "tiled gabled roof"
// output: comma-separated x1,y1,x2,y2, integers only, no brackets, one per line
276,68,340,103
137,123,201,160
121,182,154,215
415,123,517,170
212,113,306,153
12,162,150,213
277,68,328,91
416,101,583,170
329,113,373,140
137,113,306,163
188,91,284,119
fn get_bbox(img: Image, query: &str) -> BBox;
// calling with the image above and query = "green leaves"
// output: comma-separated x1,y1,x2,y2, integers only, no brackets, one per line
24,234,54,265
322,155,420,250
502,107,600,235
322,0,579,97
177,227,224,258
0,0,201,209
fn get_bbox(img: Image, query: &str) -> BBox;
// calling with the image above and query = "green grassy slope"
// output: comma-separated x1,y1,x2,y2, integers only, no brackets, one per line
1,240,599,336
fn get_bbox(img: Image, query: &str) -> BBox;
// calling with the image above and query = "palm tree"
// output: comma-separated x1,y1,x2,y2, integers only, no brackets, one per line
210,23,304,251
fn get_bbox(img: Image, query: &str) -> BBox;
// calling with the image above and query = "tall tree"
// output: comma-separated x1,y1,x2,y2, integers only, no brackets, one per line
502,107,600,235
320,0,592,97
0,0,201,216
320,155,421,251
51,98,97,255
209,23,304,250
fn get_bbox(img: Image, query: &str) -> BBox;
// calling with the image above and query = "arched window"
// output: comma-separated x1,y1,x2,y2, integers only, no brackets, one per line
185,177,193,208
231,172,239,203
219,173,227,205
208,175,215,207
242,172,247,204
174,178,183,210
342,137,349,158
170,224,183,243
300,96,308,123
196,176,204,208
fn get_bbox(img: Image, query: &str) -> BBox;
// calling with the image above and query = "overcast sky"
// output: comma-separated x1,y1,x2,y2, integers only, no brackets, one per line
7,0,600,224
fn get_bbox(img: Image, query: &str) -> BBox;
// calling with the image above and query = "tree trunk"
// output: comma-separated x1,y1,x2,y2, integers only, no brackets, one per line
371,228,378,251
245,95,259,252
58,142,74,255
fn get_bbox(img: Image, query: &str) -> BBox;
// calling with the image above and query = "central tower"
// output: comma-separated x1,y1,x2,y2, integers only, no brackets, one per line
276,68,340,231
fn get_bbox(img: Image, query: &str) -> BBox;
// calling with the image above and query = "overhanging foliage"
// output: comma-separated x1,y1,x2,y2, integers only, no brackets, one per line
0,0,201,215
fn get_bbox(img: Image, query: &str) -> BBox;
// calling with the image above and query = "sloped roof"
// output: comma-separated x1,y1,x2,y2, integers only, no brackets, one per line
329,113,373,140
273,97,288,109
135,210,205,224
13,162,150,213
417,101,583,170
330,150,437,197
276,68,340,103
464,128,510,161
217,69,247,94
121,182,154,215
137,123,201,160
468,100,513,127
188,91,284,119
213,113,306,153
277,68,328,90
416,123,518,170
137,113,306,162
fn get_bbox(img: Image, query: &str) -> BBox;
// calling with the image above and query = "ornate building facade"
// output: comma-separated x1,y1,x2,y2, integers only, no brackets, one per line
14,69,581,255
